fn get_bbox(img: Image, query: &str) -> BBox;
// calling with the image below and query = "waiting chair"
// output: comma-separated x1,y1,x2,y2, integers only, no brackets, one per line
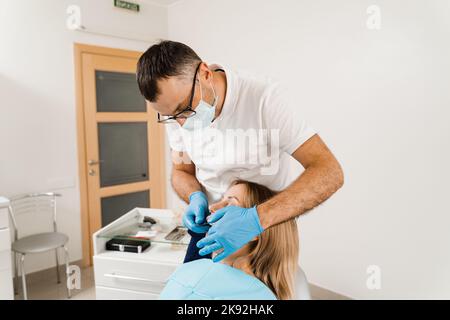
8,192,71,300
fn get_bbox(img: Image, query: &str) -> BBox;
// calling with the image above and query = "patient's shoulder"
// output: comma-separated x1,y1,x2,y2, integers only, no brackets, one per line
168,258,215,287
162,258,277,300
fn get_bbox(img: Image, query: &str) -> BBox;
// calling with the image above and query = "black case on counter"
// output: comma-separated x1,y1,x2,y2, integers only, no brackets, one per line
105,237,151,253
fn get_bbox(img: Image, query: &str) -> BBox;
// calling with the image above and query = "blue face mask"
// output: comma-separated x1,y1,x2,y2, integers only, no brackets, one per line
182,80,218,131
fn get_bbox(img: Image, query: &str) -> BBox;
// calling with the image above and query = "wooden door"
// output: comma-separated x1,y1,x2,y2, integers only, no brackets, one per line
74,44,166,266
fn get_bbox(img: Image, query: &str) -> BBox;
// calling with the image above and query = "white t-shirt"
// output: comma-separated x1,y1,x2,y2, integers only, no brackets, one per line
166,64,317,203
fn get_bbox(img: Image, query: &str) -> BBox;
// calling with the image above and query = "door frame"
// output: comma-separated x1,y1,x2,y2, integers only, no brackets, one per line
74,43,166,267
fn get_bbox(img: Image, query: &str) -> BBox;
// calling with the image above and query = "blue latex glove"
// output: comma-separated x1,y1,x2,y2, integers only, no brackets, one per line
182,191,210,234
196,205,264,262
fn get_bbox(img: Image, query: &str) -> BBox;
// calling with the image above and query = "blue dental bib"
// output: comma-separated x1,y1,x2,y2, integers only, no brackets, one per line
159,258,277,300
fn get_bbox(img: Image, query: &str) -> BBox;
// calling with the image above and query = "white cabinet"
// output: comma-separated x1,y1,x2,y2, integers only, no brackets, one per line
0,197,13,300
93,208,189,300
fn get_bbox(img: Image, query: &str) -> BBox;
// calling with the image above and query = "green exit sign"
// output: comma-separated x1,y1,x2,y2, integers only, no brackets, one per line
114,0,140,12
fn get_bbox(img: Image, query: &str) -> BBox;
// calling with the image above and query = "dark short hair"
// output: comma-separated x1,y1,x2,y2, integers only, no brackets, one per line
136,40,201,102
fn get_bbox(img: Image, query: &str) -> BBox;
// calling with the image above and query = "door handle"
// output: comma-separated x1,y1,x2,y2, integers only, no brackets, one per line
88,159,104,165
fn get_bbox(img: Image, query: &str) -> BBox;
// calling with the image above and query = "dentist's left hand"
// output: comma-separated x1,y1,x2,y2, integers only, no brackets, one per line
182,191,211,234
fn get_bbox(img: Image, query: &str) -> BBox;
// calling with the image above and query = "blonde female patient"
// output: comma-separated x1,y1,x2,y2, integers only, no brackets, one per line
160,180,300,300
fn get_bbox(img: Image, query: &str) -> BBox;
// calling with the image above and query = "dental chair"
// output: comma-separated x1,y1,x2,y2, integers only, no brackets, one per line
293,266,311,300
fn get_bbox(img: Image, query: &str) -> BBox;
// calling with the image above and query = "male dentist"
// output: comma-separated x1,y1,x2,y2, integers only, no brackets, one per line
137,40,344,263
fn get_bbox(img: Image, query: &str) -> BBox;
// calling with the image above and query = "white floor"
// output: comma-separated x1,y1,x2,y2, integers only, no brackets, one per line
14,265,96,300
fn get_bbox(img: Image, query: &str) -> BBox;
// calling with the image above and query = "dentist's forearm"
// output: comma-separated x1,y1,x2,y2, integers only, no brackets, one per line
171,169,203,203
257,158,344,229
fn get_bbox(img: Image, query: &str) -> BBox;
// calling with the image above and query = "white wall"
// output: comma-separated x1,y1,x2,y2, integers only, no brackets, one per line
0,0,168,274
168,0,450,299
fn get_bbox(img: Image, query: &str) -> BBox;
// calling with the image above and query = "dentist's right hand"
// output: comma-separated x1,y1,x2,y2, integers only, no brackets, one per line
182,191,210,234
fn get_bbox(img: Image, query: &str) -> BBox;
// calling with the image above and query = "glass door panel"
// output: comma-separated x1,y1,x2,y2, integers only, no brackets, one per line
98,122,149,187
101,190,150,226
95,70,146,112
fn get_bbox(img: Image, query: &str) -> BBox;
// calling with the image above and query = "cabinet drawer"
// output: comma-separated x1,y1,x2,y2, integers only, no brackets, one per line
96,285,159,300
0,268,13,300
0,229,11,252
94,256,178,294
0,208,9,229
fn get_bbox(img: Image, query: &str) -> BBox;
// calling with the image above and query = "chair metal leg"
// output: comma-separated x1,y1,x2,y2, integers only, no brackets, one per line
55,248,61,284
64,246,71,299
14,252,19,295
20,254,27,300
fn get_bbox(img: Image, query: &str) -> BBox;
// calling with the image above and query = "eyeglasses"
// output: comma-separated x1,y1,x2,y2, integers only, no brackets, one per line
157,62,202,124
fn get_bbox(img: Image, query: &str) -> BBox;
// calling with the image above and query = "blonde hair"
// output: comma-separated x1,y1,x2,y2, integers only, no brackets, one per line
229,180,299,300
